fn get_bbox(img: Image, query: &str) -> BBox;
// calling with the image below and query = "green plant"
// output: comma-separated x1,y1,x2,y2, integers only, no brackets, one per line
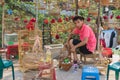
79,9,88,18
112,9,120,16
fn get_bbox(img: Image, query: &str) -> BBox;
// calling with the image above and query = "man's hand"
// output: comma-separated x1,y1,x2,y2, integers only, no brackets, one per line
64,41,69,47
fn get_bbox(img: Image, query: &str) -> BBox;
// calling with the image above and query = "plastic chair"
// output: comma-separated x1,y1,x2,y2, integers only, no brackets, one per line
106,62,120,80
0,56,15,80
81,66,100,80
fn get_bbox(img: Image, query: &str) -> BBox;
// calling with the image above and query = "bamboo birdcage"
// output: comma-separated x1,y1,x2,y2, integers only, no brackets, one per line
101,0,110,6
48,2,60,16
34,0,46,10
88,0,98,17
0,0,4,5
78,0,90,9
18,29,43,72
114,0,120,9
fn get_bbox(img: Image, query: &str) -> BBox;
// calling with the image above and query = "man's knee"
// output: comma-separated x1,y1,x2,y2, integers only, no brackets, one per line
69,39,73,44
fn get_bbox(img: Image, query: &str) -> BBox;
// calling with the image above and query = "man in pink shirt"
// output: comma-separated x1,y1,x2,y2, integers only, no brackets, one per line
66,16,96,63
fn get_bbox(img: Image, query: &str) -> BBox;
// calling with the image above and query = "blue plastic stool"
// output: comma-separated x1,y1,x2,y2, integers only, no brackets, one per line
106,62,120,80
81,66,100,80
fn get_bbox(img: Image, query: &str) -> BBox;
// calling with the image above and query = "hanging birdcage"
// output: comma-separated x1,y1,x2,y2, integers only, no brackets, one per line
78,0,90,9
88,0,98,17
48,2,60,16
35,0,46,10
0,0,4,6
58,0,75,11
108,0,120,9
114,0,120,9
101,0,110,6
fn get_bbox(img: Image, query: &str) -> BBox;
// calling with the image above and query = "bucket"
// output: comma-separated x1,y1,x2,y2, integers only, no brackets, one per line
102,48,112,57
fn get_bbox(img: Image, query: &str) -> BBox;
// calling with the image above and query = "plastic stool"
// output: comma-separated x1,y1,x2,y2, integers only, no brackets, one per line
106,62,120,80
81,66,100,80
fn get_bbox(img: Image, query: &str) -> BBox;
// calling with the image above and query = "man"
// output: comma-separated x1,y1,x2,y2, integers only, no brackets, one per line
66,16,96,63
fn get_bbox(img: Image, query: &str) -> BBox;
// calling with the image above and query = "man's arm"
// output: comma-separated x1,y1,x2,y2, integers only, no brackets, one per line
70,37,88,52
66,33,73,42
75,37,88,48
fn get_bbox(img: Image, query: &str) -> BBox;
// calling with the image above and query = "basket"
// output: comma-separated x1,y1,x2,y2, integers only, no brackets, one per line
59,61,72,71
58,47,72,71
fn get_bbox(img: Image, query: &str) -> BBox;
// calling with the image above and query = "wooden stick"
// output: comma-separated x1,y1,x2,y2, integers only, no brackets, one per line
75,0,78,16
96,0,101,51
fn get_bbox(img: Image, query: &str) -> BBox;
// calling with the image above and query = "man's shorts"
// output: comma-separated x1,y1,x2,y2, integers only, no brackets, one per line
72,39,92,54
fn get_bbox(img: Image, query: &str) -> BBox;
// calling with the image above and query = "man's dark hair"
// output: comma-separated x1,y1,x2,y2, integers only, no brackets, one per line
73,16,84,22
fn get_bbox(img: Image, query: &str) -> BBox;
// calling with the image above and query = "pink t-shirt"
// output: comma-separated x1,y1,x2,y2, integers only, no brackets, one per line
72,24,96,53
